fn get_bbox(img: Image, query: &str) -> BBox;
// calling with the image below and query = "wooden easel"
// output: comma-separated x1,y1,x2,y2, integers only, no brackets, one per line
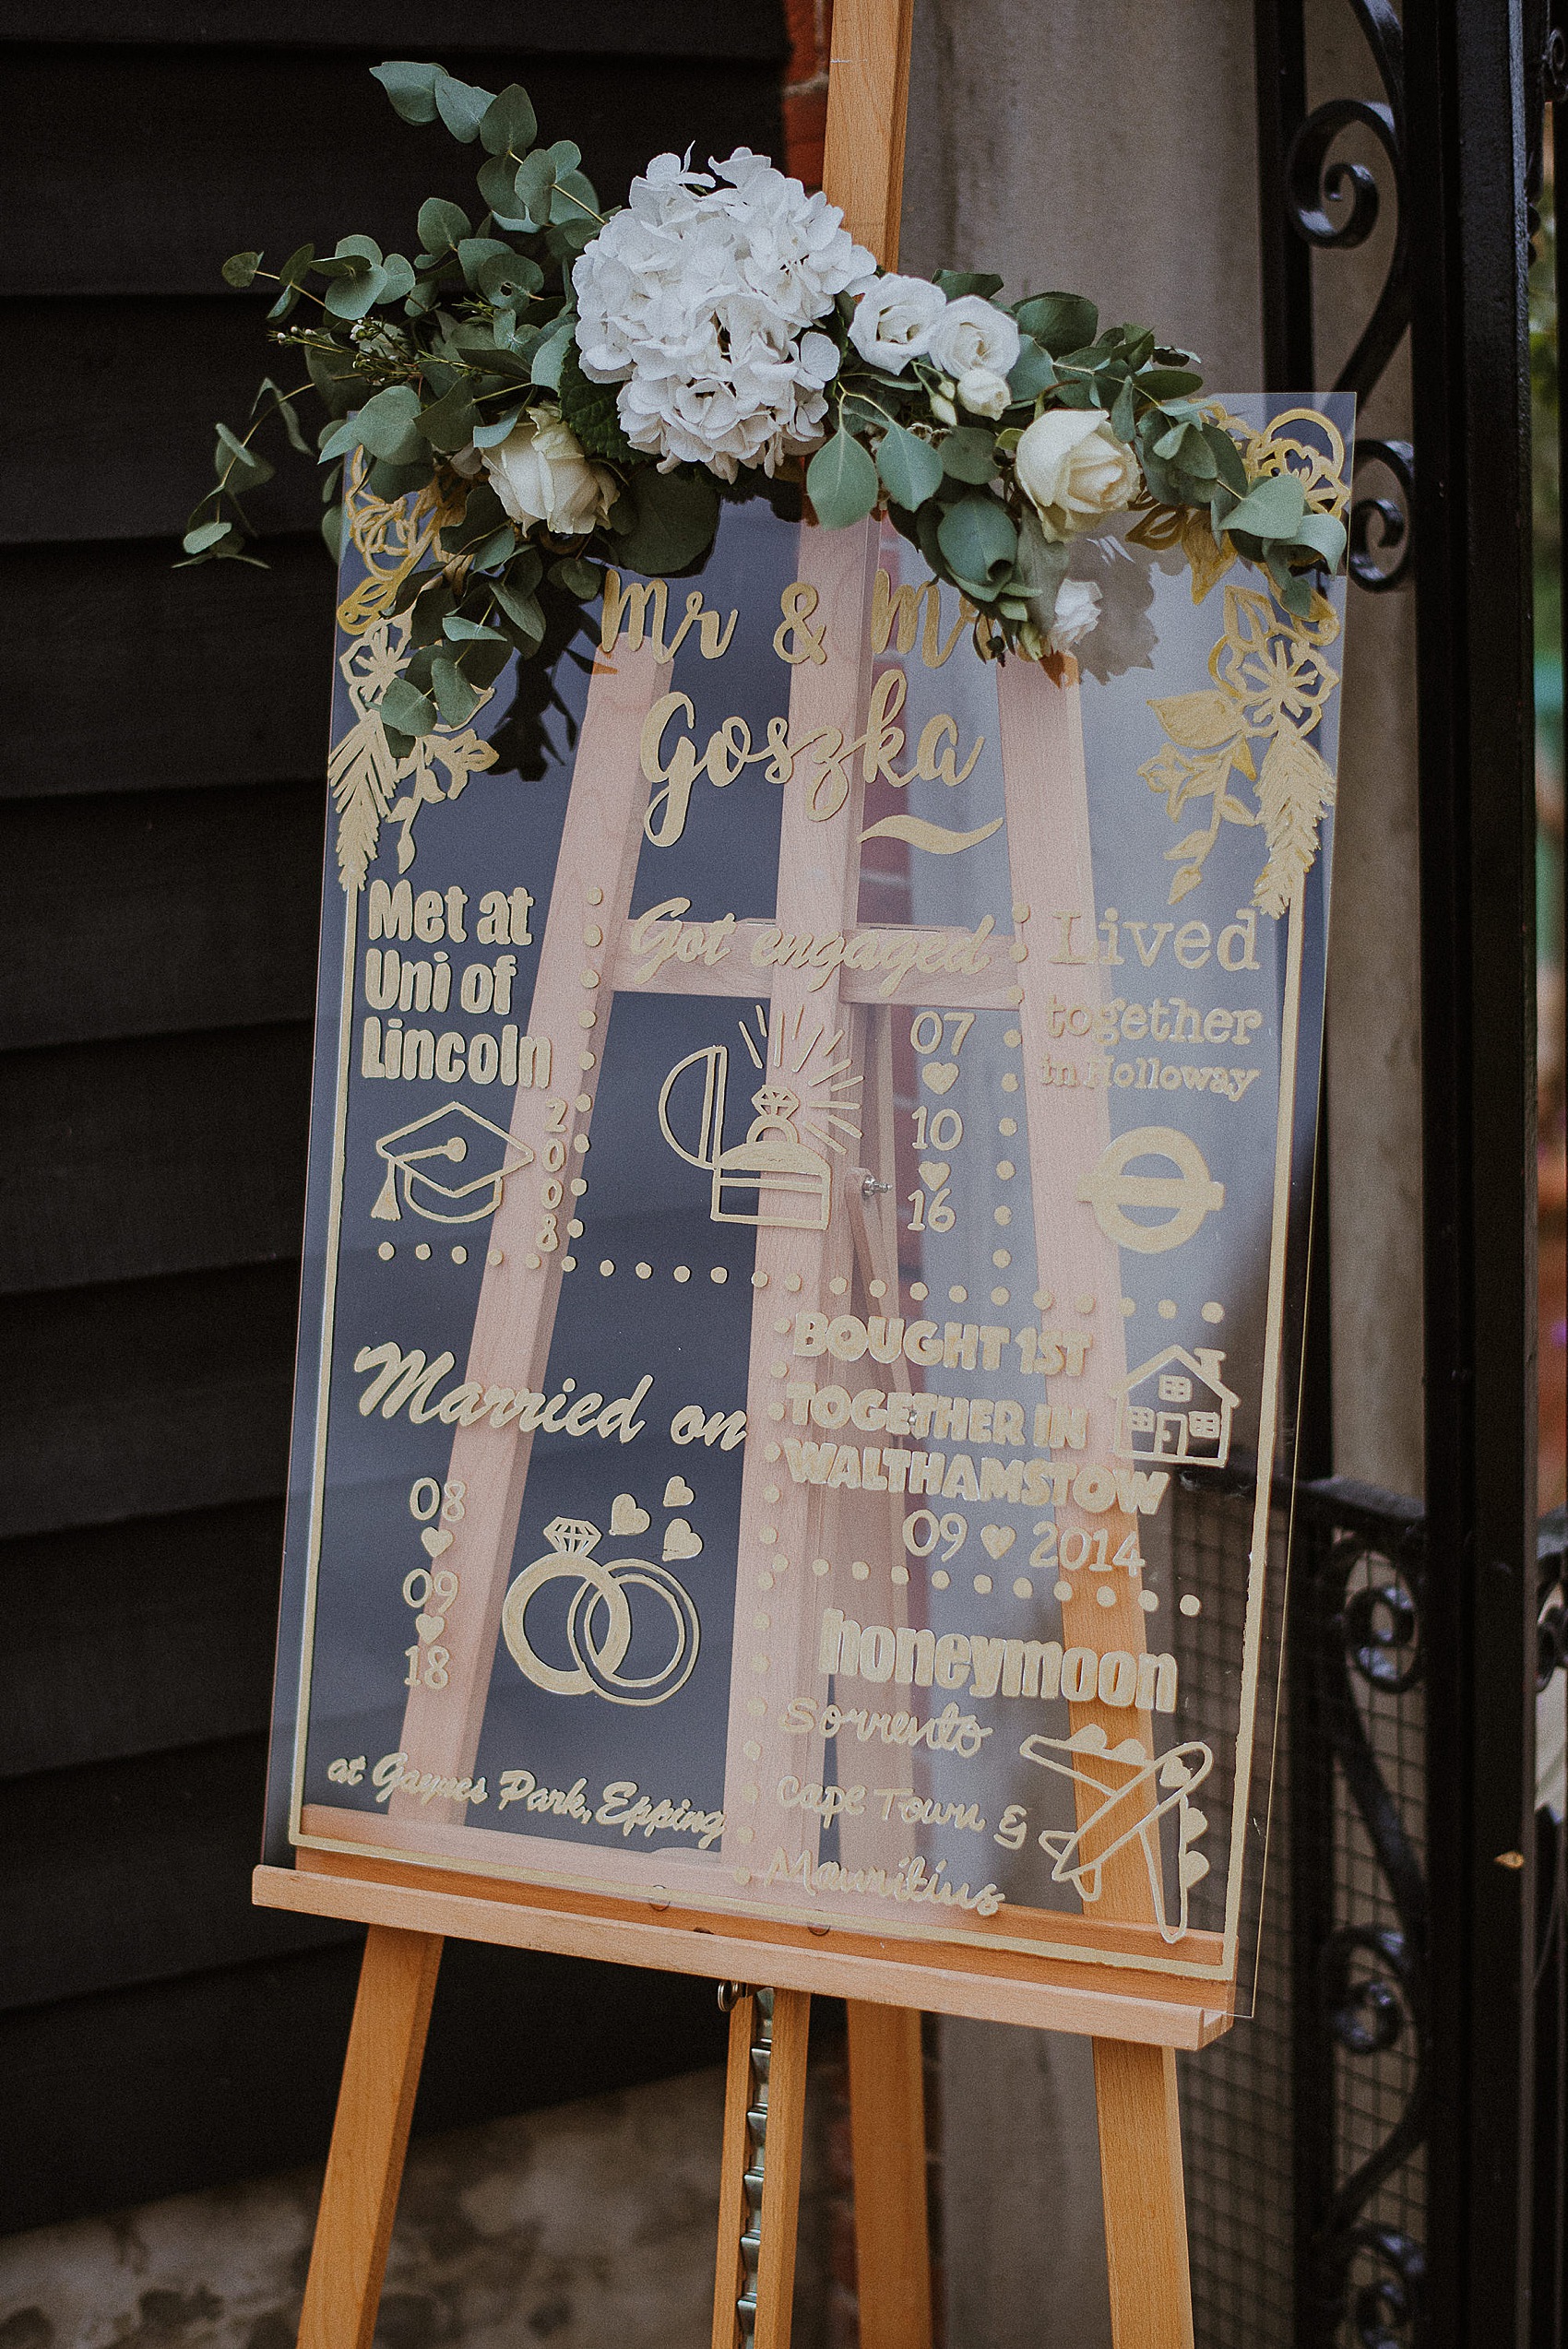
287,8,1198,2345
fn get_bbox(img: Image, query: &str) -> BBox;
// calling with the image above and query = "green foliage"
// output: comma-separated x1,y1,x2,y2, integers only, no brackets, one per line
874,421,943,510
369,61,445,123
214,420,272,490
352,384,425,461
481,84,539,157
558,342,635,462
608,465,720,575
934,270,1004,301
416,198,469,257
1217,469,1306,540
1006,338,1056,401
939,428,996,484
434,75,494,144
266,243,316,321
936,494,1016,597
1012,291,1099,355
529,318,574,386
1012,508,1070,630
182,517,237,554
184,55,1350,738
493,576,546,644
415,382,481,452
807,426,880,528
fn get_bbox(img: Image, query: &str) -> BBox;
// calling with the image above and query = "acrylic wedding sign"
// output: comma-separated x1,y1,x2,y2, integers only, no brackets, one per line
260,394,1351,2027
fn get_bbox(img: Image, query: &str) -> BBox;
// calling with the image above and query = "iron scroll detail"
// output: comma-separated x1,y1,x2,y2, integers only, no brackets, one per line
1269,0,1414,599
1291,1477,1430,2349
1347,438,1414,592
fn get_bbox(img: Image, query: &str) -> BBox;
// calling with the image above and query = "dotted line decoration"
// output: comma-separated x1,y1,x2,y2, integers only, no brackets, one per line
376,1241,502,1266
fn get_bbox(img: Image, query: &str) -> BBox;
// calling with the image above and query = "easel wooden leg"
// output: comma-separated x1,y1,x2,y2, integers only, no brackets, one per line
711,1987,812,2349
846,2002,932,2349
297,1926,444,2349
1093,2038,1195,2349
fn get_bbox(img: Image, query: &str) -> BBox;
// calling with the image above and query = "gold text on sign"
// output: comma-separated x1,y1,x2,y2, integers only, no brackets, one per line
599,572,737,663
622,895,997,997
637,674,987,848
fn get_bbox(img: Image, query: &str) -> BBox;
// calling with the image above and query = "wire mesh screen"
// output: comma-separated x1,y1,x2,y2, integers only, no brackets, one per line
1174,1481,1297,2344
1173,1477,1430,2349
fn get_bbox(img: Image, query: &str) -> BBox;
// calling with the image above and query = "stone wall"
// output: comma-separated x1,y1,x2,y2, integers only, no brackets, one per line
0,2066,840,2349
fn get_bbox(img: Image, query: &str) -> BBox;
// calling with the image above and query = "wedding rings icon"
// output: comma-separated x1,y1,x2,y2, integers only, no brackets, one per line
501,1516,700,1707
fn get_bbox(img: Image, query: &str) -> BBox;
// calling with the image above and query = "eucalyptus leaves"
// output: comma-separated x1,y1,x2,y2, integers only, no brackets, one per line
187,57,1348,751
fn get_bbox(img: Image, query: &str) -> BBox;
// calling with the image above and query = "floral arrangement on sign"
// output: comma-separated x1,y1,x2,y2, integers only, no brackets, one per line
189,58,1348,765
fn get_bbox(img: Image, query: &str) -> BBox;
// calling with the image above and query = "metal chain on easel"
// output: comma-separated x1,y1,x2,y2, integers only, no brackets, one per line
719,1983,776,2342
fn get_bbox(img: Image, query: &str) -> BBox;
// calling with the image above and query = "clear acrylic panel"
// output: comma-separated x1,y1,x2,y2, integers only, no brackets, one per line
265,395,1352,2018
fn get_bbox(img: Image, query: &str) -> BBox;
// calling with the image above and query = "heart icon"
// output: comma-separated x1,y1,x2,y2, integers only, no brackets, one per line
414,1612,445,1643
421,1527,454,1558
918,1161,950,1190
610,1492,650,1536
980,1524,1016,1559
921,1061,959,1096
662,1476,695,1509
662,1517,703,1561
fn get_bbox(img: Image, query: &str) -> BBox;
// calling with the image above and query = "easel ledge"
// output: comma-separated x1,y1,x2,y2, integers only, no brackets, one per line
254,1858,1232,2048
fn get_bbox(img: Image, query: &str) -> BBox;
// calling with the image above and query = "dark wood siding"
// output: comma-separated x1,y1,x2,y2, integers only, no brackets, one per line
0,12,783,2232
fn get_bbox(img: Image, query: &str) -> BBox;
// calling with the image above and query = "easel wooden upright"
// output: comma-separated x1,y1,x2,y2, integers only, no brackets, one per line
278,9,1201,2344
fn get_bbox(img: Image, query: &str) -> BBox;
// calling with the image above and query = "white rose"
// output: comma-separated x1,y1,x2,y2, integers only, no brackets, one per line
848,272,948,371
956,365,1011,421
1015,407,1140,540
927,294,1020,383
481,415,616,537
1047,576,1102,654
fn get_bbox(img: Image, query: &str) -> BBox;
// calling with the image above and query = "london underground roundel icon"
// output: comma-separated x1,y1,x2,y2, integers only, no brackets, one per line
1076,1126,1225,1255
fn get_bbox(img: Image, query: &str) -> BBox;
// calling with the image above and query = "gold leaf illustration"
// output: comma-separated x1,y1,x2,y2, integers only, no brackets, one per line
428,729,497,804
1168,827,1219,860
1253,726,1336,918
1147,688,1245,749
337,464,463,641
1181,507,1235,604
384,731,498,872
1249,406,1350,520
1126,503,1187,554
1126,503,1235,603
1140,741,1235,822
1134,414,1348,915
327,614,499,891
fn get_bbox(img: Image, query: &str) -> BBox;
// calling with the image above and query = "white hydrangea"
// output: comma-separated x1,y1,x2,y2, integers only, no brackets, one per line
572,148,874,479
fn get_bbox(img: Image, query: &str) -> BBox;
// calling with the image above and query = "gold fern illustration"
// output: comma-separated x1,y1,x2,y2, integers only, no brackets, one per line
329,722,399,893
326,614,499,892
1253,727,1336,918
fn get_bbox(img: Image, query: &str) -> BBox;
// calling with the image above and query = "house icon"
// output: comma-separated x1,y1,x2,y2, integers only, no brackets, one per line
1113,1346,1240,1468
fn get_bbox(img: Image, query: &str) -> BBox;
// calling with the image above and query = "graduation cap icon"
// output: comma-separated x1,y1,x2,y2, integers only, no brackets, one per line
372,1102,533,1226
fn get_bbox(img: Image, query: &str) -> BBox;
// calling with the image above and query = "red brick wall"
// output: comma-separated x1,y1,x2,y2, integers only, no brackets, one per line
783,0,834,189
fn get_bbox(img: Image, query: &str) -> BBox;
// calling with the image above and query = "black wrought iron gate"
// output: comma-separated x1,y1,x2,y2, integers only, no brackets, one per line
1244,5,1567,2345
